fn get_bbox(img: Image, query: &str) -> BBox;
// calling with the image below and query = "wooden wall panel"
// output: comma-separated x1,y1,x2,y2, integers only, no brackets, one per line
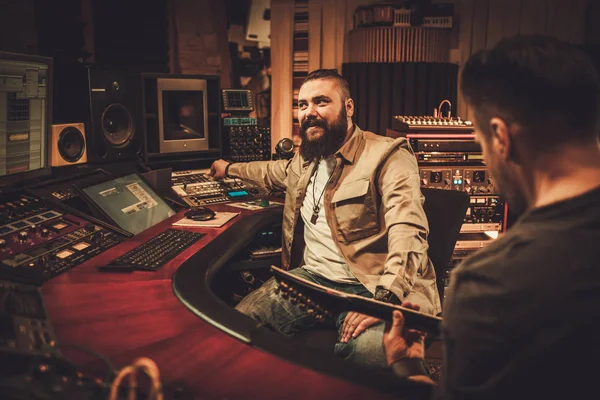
308,0,323,72
271,0,295,149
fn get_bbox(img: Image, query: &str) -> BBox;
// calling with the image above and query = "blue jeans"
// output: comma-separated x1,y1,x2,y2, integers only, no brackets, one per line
235,267,387,370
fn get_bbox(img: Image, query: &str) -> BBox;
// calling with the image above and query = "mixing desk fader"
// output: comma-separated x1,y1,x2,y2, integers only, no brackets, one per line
0,192,127,285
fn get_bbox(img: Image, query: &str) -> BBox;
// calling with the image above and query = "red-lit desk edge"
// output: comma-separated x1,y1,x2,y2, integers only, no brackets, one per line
42,203,431,400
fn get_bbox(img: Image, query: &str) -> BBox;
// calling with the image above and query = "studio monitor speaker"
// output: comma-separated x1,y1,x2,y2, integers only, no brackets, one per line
53,64,144,164
50,123,88,167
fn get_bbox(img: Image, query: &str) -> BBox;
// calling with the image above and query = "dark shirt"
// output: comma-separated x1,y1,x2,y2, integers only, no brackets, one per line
442,186,600,400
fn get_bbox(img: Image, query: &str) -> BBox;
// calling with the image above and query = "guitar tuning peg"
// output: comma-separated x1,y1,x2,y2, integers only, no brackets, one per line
307,308,315,316
298,303,306,310
281,292,289,300
274,285,281,295
290,294,298,305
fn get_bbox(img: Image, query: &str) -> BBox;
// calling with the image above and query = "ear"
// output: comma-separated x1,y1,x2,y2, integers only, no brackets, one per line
345,98,355,118
489,117,511,161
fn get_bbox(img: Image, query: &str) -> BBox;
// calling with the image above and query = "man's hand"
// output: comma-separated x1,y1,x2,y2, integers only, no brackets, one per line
340,312,383,343
382,302,426,366
209,159,231,179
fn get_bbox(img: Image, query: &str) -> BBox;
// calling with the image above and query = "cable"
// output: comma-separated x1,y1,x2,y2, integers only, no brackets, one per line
109,357,163,400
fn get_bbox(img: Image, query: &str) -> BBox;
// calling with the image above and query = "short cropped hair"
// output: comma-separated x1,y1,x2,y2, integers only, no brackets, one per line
461,35,600,146
303,69,351,102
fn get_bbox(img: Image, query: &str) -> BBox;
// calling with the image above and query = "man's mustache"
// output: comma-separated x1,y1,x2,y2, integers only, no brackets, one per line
301,118,327,131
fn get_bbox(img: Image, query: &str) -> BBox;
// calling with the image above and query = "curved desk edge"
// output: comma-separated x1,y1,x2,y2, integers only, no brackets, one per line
172,207,432,399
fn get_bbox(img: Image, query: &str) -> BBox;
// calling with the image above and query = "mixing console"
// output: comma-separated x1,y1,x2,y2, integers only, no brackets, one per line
0,193,127,285
171,169,266,207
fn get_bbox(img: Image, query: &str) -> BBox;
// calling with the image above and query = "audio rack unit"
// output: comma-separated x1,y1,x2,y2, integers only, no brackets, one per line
0,192,128,285
221,89,271,162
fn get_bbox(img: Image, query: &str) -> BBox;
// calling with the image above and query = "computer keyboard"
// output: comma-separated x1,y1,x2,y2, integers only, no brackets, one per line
111,229,204,270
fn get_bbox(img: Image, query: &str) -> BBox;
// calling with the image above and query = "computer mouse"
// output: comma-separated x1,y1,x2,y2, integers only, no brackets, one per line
184,207,215,221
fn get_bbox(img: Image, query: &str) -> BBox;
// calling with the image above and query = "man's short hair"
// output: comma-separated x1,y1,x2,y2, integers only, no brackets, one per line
303,69,351,101
461,35,600,146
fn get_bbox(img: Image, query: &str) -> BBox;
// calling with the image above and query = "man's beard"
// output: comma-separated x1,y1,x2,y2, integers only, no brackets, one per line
488,157,528,219
299,108,348,161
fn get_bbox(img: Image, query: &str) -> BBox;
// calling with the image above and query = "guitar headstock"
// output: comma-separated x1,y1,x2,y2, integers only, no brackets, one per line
274,280,333,322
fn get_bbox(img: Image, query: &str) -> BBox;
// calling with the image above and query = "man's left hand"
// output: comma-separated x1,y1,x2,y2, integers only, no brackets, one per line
340,312,383,343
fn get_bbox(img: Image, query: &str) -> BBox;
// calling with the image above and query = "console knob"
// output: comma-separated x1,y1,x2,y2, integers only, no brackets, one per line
0,239,5,249
84,223,95,232
18,231,28,242
40,228,49,238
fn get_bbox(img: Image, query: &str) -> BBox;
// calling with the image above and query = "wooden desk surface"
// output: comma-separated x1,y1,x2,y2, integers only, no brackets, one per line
41,204,422,400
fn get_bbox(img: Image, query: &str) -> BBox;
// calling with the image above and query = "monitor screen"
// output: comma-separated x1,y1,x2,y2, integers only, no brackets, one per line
163,90,205,140
222,89,253,112
157,78,209,153
81,173,176,235
0,53,51,184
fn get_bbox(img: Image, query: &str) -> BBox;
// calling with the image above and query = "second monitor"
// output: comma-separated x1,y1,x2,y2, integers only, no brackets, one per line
142,74,222,160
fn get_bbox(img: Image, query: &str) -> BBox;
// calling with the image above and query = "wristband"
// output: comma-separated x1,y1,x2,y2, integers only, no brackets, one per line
391,358,430,378
224,162,233,177
374,287,402,305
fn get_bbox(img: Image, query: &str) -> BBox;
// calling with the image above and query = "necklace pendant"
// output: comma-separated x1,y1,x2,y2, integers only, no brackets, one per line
310,211,319,225
310,205,319,224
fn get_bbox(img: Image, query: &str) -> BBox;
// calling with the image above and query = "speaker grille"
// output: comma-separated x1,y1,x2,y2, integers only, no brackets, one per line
101,103,135,147
57,126,85,163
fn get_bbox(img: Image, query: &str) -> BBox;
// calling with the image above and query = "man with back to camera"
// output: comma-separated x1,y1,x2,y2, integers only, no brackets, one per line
382,35,600,398
210,69,441,369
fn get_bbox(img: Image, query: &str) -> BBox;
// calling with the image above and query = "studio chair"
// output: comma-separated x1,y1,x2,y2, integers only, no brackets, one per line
293,188,470,352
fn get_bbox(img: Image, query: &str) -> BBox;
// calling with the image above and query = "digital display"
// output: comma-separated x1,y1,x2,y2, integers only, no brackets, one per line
227,190,249,198
0,55,50,181
56,249,73,259
223,89,253,111
12,221,27,229
473,171,486,183
0,226,13,235
81,174,175,235
27,216,42,223
162,90,205,141
429,171,442,183
72,242,90,251
52,222,67,231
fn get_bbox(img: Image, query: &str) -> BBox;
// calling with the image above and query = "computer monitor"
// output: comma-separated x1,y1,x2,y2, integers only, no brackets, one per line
157,77,210,153
142,74,222,160
0,51,52,188
78,173,176,235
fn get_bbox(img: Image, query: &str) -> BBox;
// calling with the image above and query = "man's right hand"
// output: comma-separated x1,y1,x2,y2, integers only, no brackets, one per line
210,159,231,179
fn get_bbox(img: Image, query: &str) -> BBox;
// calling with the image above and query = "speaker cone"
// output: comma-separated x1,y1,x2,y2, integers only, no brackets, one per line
58,126,85,163
101,103,134,147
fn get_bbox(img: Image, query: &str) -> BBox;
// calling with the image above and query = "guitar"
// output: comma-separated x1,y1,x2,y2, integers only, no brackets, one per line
271,266,442,338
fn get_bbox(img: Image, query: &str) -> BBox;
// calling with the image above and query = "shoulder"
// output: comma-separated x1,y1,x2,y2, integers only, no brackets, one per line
446,226,599,328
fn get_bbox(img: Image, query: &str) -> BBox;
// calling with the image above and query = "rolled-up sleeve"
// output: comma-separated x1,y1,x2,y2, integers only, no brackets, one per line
228,158,293,191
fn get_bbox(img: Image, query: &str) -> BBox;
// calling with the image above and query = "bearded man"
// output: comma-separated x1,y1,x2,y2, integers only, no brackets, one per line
210,69,440,369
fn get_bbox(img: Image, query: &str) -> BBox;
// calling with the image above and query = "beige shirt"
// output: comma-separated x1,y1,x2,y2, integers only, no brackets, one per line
301,155,359,284
229,125,442,315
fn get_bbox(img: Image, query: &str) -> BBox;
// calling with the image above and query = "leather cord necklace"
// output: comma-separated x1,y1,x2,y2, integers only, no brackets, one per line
310,158,334,224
